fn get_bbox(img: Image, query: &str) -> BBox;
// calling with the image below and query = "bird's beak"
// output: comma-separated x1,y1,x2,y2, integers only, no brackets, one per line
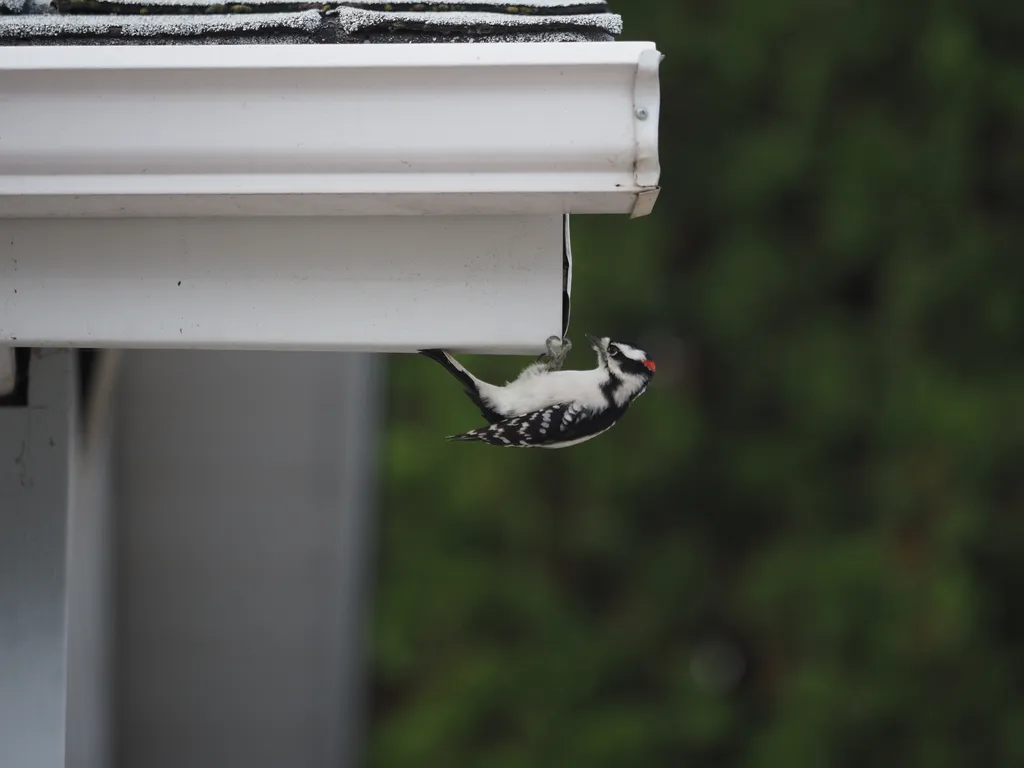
585,333,602,350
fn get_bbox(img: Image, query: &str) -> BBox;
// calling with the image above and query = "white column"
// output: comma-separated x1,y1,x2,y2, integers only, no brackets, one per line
0,346,15,396
0,349,77,768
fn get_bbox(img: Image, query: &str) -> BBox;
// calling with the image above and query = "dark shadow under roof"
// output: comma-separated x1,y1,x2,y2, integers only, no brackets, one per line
0,0,622,44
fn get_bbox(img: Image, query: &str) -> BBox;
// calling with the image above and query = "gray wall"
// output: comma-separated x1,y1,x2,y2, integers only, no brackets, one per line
112,351,380,768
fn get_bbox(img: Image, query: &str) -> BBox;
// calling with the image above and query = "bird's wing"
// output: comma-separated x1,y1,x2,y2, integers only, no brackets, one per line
447,401,621,447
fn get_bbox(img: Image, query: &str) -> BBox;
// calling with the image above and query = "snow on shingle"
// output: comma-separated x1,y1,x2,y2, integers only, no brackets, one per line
48,0,608,9
331,7,621,36
0,0,621,43
0,9,322,38
445,28,602,43
344,0,608,8
54,0,307,7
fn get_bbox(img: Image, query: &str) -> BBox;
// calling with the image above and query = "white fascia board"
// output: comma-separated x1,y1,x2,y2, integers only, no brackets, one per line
0,42,662,218
0,215,565,354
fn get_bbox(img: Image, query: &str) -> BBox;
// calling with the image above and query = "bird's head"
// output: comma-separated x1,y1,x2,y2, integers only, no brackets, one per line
585,334,656,385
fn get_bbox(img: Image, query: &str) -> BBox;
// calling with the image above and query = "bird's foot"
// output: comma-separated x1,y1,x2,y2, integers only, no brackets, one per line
538,335,572,371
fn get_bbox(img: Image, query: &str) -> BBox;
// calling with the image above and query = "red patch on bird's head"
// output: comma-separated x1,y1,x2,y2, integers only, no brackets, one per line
643,359,656,372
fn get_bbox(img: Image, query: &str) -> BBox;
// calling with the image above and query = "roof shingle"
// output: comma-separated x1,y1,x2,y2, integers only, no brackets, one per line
0,0,620,45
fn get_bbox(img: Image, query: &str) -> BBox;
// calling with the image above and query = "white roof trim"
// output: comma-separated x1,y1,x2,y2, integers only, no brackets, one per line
0,42,661,218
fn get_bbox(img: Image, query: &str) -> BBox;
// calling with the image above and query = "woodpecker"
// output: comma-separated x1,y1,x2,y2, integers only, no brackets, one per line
419,334,656,448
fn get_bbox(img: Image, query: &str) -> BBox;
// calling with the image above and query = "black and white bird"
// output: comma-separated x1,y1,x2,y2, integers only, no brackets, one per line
419,334,656,448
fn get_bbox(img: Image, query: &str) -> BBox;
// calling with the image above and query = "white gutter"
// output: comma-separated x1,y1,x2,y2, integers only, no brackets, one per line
0,41,661,353
0,42,661,218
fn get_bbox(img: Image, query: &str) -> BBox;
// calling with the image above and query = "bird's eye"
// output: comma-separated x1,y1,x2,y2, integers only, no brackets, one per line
608,345,619,357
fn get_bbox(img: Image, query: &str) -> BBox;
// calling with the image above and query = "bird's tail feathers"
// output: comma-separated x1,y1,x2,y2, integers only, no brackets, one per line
419,348,478,391
445,427,513,446
420,348,505,425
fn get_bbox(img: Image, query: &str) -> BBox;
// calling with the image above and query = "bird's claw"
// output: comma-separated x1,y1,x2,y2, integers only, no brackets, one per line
539,335,572,370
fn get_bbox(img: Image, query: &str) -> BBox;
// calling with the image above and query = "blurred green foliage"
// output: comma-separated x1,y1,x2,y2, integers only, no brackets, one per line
370,1,1024,765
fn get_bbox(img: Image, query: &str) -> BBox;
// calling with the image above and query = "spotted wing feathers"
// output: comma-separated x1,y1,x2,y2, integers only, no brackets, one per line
447,401,619,448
